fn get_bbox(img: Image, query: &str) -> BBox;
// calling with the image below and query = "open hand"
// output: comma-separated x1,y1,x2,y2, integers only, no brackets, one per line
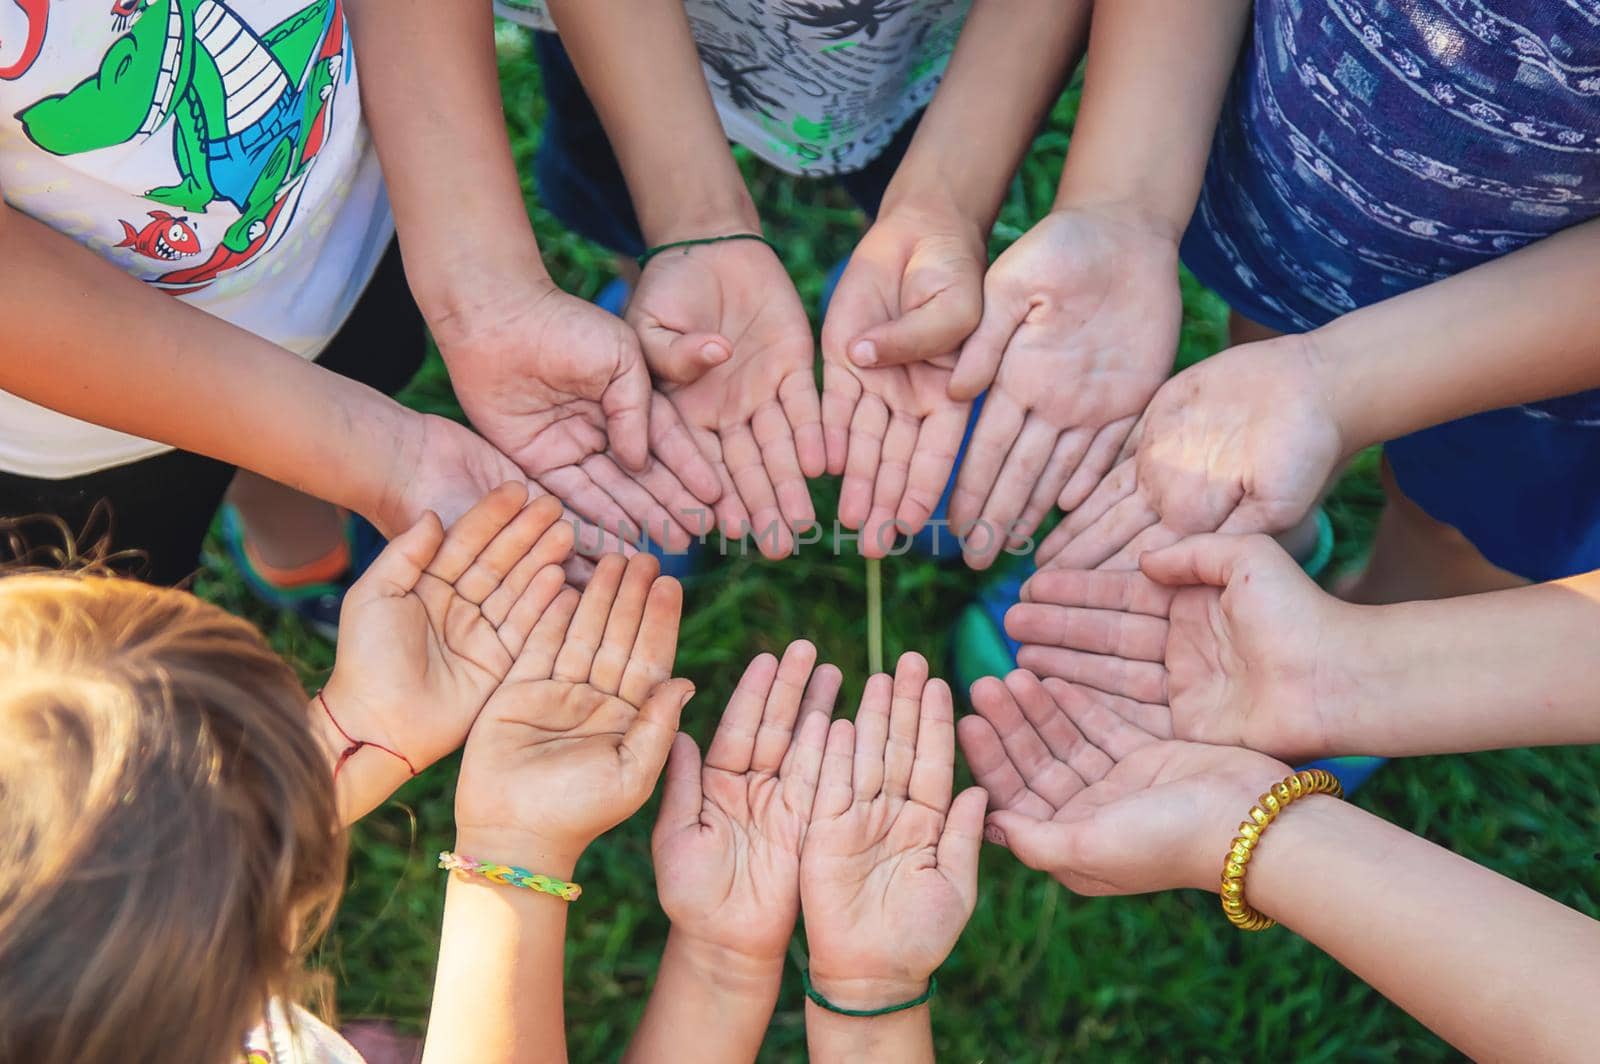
654,641,842,961
1036,334,1345,572
799,652,987,1009
947,206,1181,570
1010,535,1354,762
961,670,1294,895
325,483,574,780
455,552,691,869
820,206,982,554
628,240,825,558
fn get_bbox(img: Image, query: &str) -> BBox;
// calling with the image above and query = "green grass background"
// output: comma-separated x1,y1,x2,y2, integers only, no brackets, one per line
196,27,1600,1062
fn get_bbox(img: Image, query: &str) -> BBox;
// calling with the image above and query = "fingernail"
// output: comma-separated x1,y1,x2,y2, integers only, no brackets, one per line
700,342,728,365
851,340,877,366
984,824,1006,845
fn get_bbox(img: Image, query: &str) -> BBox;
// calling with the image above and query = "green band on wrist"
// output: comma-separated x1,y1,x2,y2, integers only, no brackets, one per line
636,232,778,268
802,968,936,1018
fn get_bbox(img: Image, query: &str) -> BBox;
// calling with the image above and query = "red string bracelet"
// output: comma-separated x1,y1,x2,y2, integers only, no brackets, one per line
316,690,419,779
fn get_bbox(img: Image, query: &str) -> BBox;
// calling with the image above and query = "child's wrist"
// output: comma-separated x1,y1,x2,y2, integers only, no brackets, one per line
664,927,785,996
804,971,931,1013
453,826,584,882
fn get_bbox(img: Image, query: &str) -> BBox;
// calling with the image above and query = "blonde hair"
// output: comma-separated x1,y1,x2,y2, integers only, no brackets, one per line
0,571,345,1064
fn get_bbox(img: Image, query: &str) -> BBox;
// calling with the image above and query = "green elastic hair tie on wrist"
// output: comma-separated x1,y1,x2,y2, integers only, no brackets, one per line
801,969,937,1018
636,232,778,268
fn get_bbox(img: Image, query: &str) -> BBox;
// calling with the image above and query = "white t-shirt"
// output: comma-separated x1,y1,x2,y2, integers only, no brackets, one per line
242,1000,368,1064
0,0,393,479
496,0,971,177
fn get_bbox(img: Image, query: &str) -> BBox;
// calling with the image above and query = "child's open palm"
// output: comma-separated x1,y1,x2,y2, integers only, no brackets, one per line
455,553,692,868
653,641,842,961
799,653,988,1007
326,483,575,774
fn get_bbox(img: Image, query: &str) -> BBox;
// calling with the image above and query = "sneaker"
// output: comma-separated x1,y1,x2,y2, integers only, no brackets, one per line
218,505,383,640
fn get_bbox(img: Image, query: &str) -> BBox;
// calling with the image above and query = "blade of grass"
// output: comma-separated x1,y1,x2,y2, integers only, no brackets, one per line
866,555,883,674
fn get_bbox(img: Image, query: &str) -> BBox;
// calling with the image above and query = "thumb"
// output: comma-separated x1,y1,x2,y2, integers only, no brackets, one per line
984,809,1071,874
654,732,705,837
602,339,655,472
948,294,1018,400
850,270,983,369
622,677,697,785
937,786,990,905
348,510,444,600
643,325,734,385
1139,532,1263,589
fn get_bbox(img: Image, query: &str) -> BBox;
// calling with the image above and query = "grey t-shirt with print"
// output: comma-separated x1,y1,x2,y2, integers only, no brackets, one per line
496,1,970,177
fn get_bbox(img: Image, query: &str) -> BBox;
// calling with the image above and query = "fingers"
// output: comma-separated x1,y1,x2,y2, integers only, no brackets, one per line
1007,672,1114,784
1015,642,1168,705
1021,565,1176,615
706,651,779,774
852,672,893,800
860,413,919,558
814,717,857,819
648,391,724,506
1041,676,1174,741
1036,458,1137,567
1139,532,1273,589
968,673,1093,808
424,482,528,583
1012,429,1093,550
495,563,570,659
778,662,843,784
535,467,637,559
578,454,694,554
1004,600,1169,662
603,346,655,472
480,511,575,626
352,510,444,600
947,392,1023,537
552,553,627,683
1058,417,1137,514
780,701,833,823
618,574,684,707
506,585,581,682
1098,520,1185,573
1042,489,1162,573
655,732,706,835
621,677,697,786
821,359,863,477
753,640,820,773
949,294,1018,401
453,494,569,604
955,711,1054,820
752,400,816,531
965,418,1067,569
721,424,792,559
907,676,955,812
936,786,989,907
839,393,888,530
984,809,1074,877
590,554,661,694
883,651,929,800
896,401,968,534
1046,679,1161,761
779,368,827,480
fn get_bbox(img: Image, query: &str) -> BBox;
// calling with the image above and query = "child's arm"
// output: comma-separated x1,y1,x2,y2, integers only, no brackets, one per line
0,200,512,537
309,483,575,823
961,681,1600,1063
423,552,692,1064
626,642,843,1062
343,0,723,532
818,0,1088,557
1045,215,1600,571
799,654,987,1063
941,0,1253,569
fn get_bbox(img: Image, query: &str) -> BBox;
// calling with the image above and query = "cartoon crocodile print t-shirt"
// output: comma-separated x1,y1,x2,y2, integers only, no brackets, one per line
0,0,391,478
497,0,971,178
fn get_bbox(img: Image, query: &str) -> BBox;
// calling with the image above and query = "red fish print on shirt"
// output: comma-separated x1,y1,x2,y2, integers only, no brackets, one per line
0,0,50,80
116,210,202,261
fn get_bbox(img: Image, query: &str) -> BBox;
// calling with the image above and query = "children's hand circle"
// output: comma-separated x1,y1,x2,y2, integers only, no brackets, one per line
820,206,982,554
947,206,1181,570
652,642,842,962
455,553,692,869
1036,335,1346,572
627,241,826,559
799,653,987,1008
960,670,1295,895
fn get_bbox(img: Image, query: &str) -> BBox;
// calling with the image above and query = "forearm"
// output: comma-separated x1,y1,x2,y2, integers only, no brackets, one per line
1311,217,1600,450
421,837,578,1064
545,0,757,243
1247,797,1600,1062
345,0,552,345
0,203,414,529
623,930,782,1064
804,977,934,1064
1330,571,1600,756
881,0,1088,227
1055,0,1251,235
